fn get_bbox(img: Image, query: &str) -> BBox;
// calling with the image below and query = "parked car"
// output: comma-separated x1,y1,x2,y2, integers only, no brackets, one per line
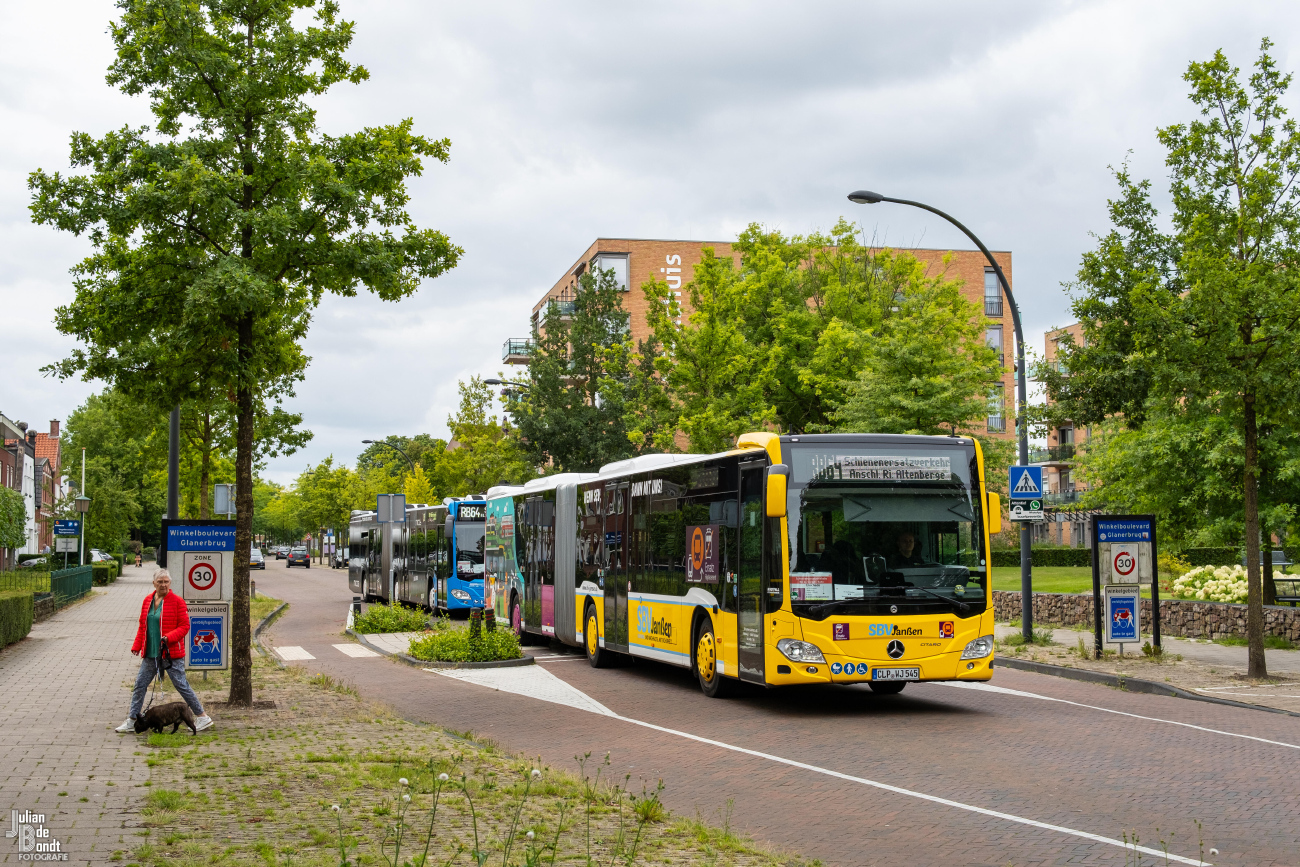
286,546,311,568
331,547,349,569
17,557,49,569
89,550,114,563
250,548,265,570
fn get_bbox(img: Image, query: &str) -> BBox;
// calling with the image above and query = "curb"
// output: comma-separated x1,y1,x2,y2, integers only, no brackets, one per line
346,627,535,670
254,602,289,667
994,655,1300,717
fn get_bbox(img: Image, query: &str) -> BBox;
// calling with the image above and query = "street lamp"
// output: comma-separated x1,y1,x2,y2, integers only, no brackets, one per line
848,189,1035,641
483,378,530,402
361,439,415,473
74,495,90,567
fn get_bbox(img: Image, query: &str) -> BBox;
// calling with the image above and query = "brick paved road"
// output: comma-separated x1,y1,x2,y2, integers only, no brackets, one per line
259,560,1300,867
0,564,155,865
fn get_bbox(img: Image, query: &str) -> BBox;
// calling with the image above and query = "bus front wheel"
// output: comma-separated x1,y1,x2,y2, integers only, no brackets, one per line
584,605,610,668
869,681,906,695
694,621,731,698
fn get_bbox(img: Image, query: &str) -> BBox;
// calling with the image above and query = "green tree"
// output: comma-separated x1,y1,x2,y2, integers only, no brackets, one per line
832,255,1002,436
515,266,638,471
1044,41,1300,677
0,487,25,564
442,378,535,495
31,0,461,705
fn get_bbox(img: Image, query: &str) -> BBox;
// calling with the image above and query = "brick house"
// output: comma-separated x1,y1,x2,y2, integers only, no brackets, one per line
505,238,1017,438
32,420,62,553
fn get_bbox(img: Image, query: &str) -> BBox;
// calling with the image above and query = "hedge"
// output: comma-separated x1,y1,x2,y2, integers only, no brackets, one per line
110,553,125,572
1181,547,1240,567
91,562,117,586
0,590,34,650
991,548,1092,568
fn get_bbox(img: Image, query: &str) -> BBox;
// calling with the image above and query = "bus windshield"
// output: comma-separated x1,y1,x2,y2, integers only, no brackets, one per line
787,442,987,618
456,523,486,579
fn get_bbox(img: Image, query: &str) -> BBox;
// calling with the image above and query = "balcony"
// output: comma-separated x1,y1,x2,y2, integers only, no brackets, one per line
546,290,577,319
1044,489,1081,507
1029,444,1076,464
984,297,1003,317
502,338,533,365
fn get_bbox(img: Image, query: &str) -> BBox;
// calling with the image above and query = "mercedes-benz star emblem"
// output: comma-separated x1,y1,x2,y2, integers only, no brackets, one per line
886,640,905,659
890,604,898,614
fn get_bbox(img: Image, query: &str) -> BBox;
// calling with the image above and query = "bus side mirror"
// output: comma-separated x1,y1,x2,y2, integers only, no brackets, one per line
766,464,789,518
987,492,1002,535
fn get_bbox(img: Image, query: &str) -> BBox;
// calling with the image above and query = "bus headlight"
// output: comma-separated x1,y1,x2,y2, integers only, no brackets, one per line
961,635,994,660
450,589,471,602
776,639,826,664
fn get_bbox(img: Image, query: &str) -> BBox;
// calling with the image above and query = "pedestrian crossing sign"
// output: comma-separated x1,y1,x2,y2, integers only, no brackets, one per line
1009,466,1042,500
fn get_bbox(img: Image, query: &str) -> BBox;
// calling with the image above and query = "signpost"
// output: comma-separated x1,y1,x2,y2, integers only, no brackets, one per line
1008,467,1044,523
1091,514,1159,658
53,520,81,567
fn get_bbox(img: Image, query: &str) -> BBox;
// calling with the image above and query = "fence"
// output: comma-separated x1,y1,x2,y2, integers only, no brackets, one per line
50,566,93,607
0,572,52,594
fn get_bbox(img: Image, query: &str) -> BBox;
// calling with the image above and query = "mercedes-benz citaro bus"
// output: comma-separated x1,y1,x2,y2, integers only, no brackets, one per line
485,432,1002,697
348,497,489,613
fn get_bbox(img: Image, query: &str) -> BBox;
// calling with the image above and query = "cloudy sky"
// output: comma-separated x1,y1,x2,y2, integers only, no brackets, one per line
2,1,1296,484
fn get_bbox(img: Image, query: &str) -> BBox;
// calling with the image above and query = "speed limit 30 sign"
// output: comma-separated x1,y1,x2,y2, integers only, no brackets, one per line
1111,545,1138,579
182,552,224,600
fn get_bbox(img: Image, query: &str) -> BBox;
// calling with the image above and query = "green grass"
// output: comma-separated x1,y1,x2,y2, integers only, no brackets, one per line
991,566,1154,596
1213,634,1296,650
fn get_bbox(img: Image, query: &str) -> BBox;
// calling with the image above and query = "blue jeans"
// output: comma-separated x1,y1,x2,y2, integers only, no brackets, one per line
129,656,205,719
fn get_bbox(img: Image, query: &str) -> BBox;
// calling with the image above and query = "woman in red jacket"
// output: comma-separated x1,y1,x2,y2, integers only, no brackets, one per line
115,569,214,733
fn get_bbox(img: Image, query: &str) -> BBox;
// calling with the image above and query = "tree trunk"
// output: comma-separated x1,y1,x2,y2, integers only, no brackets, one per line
198,411,211,520
1242,394,1267,679
228,313,255,706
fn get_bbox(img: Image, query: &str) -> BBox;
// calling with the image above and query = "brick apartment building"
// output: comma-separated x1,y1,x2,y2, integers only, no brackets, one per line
1032,322,1092,547
504,237,1017,437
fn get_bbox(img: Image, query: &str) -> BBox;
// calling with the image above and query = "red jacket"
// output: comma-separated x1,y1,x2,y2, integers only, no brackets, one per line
131,592,190,659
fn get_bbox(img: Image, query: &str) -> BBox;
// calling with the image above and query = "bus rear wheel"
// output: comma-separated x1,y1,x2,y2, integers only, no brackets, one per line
511,598,531,646
584,604,609,668
868,681,906,695
694,621,731,698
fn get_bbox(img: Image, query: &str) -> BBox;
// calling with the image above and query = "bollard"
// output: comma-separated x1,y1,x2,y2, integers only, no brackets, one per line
352,596,363,618
484,607,496,633
251,579,257,598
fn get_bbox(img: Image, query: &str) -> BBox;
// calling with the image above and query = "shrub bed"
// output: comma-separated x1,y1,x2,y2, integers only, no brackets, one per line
407,610,523,663
991,547,1091,568
1167,564,1290,604
0,590,34,650
91,562,117,585
352,602,429,634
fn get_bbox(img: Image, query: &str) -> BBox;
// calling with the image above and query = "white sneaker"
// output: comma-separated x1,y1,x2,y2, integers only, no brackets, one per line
114,718,136,734
194,714,214,732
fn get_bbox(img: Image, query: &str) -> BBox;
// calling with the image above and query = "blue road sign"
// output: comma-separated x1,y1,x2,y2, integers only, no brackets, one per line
53,519,80,536
1009,466,1043,500
1106,590,1139,642
187,602,229,669
1097,518,1153,543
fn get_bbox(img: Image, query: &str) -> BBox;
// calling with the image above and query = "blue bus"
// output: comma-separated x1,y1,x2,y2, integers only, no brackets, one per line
347,497,488,613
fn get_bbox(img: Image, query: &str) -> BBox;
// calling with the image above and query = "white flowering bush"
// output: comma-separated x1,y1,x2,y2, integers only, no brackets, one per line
1169,565,1286,603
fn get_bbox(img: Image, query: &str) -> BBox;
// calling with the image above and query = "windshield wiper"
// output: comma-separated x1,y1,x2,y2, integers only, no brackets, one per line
910,585,971,613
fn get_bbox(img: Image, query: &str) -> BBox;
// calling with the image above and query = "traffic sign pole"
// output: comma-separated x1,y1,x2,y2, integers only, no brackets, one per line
1009,466,1044,642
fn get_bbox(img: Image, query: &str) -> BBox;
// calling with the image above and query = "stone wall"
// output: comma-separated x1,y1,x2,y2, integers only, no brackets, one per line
33,593,54,623
993,590,1300,641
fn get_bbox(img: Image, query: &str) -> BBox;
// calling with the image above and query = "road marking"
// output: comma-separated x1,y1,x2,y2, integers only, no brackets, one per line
429,665,1208,864
430,666,615,716
937,681,1300,750
333,643,380,658
275,646,315,661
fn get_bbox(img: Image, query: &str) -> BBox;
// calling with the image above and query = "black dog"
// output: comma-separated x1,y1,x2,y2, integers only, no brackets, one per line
134,702,197,735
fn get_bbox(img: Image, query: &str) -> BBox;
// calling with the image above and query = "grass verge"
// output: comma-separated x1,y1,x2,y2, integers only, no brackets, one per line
132,654,814,866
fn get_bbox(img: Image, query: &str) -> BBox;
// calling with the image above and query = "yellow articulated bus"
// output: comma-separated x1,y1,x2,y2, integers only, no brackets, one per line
484,432,1001,697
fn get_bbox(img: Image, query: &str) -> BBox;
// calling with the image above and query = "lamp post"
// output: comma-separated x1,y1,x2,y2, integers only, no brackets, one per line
361,439,415,474
74,495,91,567
483,377,530,403
848,189,1034,641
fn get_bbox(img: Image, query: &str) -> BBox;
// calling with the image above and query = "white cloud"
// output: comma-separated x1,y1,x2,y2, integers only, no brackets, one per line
2,0,1298,483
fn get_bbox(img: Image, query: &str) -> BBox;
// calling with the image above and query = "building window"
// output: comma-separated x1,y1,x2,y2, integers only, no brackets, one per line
987,384,1006,431
591,253,630,292
985,325,1004,366
984,268,1003,317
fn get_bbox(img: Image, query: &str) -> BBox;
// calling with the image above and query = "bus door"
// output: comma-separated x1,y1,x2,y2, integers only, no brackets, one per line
737,461,766,683
603,482,630,650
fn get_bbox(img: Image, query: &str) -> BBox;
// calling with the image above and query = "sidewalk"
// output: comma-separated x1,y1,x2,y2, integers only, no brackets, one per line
994,621,1300,713
0,563,154,865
